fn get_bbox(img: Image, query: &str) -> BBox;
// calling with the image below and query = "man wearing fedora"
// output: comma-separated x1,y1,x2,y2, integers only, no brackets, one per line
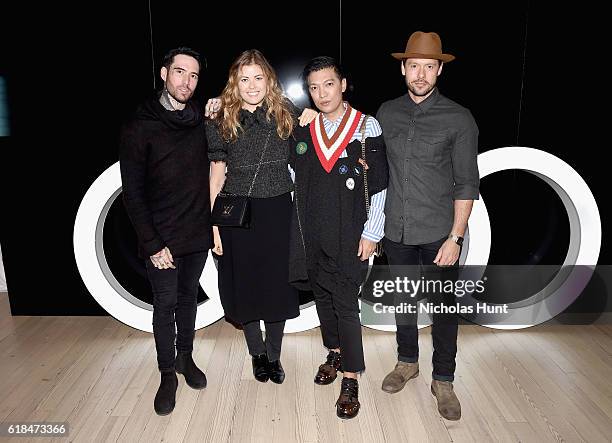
376,31,480,421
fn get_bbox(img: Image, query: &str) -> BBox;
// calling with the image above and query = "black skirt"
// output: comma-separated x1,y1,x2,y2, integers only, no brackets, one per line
217,192,300,324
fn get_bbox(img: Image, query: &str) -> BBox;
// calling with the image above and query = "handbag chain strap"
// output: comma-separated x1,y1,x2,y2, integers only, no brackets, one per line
359,115,383,257
246,130,272,197
360,115,370,214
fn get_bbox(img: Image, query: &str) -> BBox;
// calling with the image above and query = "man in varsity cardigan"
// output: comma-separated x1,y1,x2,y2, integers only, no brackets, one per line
289,56,388,419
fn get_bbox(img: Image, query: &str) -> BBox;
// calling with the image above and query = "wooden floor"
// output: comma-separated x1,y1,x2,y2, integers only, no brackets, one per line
1,294,611,443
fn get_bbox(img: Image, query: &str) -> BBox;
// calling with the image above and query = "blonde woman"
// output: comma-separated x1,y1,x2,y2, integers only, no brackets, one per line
206,49,314,384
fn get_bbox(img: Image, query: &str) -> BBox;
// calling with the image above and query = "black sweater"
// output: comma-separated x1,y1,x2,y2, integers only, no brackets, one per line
288,122,389,289
119,96,212,258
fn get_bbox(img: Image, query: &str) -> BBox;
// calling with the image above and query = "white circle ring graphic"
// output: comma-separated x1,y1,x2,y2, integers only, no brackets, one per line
474,147,600,329
362,147,601,331
75,148,600,333
73,162,320,333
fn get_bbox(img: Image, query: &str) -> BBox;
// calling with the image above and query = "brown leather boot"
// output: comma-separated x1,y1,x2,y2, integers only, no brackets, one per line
381,361,419,393
336,377,360,419
431,380,461,420
314,350,342,385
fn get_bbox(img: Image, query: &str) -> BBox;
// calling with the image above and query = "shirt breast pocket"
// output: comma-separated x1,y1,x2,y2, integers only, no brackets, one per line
385,133,406,161
416,130,449,162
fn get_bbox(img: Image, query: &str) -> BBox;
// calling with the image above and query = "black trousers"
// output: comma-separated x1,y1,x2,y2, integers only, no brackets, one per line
383,236,459,382
242,320,286,361
309,267,365,373
145,251,207,371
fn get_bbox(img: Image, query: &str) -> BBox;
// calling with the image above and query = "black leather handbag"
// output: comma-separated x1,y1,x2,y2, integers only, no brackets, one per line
211,130,271,228
210,192,252,227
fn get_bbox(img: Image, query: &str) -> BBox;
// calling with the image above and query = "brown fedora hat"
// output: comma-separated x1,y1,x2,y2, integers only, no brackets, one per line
392,31,455,63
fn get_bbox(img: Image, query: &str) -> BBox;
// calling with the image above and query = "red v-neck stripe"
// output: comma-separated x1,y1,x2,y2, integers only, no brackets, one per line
310,111,363,173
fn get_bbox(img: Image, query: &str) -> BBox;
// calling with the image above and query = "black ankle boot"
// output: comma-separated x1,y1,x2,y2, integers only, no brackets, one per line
154,370,178,416
252,353,270,383
267,359,285,384
175,352,207,389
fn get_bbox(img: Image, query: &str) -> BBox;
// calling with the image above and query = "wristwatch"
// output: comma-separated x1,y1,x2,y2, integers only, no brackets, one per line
448,234,464,246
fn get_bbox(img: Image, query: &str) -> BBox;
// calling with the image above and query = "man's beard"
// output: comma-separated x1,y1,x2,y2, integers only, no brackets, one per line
160,88,190,110
169,89,191,104
407,81,435,97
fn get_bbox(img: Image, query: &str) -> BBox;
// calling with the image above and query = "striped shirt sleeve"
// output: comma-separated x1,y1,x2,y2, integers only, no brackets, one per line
362,189,386,242
360,117,386,242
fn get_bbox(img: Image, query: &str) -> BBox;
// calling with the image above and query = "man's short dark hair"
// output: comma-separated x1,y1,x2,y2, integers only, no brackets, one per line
302,56,345,85
162,47,202,71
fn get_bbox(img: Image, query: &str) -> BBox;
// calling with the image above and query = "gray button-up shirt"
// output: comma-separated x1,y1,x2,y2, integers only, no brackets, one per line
376,88,479,245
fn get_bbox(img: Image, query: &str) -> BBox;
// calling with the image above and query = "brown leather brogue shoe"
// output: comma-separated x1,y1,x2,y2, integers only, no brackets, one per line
314,350,342,385
381,361,419,393
431,380,461,420
336,377,360,419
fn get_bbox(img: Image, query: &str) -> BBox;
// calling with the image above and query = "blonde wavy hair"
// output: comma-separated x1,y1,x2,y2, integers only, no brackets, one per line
217,49,294,142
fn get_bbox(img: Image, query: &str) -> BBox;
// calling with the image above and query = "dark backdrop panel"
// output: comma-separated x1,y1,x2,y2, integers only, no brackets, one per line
1,1,608,315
